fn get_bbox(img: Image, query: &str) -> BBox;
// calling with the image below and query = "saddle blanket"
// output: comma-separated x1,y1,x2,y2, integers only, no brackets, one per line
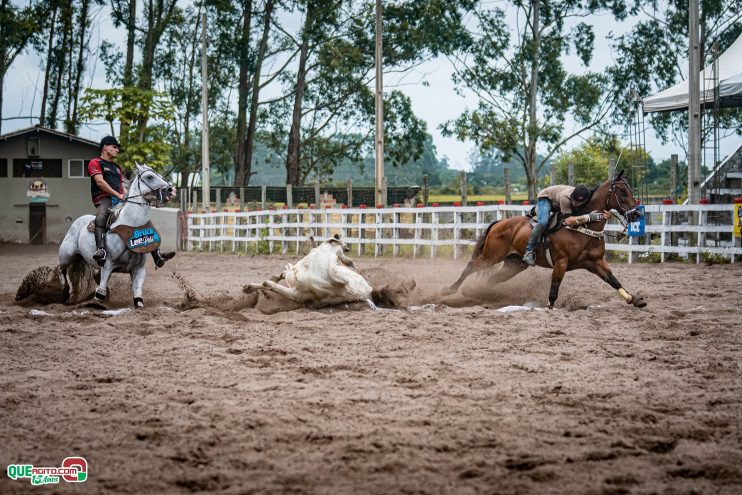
87,221,161,253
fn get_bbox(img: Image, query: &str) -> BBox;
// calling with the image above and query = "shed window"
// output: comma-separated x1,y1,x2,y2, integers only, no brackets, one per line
69,159,90,178
0,159,7,177
13,159,63,178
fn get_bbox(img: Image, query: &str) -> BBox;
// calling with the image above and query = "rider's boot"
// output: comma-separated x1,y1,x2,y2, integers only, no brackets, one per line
93,227,107,267
152,249,176,269
522,223,546,267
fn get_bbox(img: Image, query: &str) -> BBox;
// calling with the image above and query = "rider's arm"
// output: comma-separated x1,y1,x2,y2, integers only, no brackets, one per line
564,211,611,226
92,174,125,200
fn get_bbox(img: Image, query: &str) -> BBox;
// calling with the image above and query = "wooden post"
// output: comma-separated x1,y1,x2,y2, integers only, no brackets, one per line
314,182,321,207
670,154,678,203
346,180,353,207
568,163,575,186
261,185,267,210
358,211,366,256
504,168,511,204
608,158,616,179
215,188,221,212
460,171,468,206
413,210,421,259
550,163,556,186
422,174,429,206
381,176,388,207
286,184,293,208
239,187,245,212
192,190,198,213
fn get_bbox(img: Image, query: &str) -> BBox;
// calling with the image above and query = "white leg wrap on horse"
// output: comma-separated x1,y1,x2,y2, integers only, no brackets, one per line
618,288,632,303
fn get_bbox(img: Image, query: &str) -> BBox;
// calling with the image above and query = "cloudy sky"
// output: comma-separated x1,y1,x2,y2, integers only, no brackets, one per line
2,3,738,170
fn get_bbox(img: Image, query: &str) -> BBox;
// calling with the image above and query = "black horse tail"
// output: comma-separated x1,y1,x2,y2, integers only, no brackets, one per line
471,220,500,260
66,255,97,303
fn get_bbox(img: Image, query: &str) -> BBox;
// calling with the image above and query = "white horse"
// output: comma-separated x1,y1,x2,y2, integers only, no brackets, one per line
58,163,176,308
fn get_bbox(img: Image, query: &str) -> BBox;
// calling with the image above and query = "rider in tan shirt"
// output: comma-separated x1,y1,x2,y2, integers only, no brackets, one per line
523,185,592,266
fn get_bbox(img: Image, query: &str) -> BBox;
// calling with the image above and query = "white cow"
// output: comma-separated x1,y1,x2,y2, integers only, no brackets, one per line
244,234,372,307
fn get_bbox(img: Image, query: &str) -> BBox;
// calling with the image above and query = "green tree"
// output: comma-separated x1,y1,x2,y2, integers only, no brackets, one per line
270,0,473,186
551,138,654,191
609,0,742,151
442,0,630,201
78,87,175,171
0,0,47,133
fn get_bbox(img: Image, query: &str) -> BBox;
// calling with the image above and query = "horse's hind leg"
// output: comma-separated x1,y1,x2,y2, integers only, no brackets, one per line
489,255,528,284
588,259,647,308
442,258,484,295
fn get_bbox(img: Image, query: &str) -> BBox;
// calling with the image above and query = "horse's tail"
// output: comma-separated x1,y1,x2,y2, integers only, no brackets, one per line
470,220,500,260
66,255,97,303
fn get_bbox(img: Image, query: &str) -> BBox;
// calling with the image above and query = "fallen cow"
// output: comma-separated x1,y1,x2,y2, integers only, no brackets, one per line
244,234,372,308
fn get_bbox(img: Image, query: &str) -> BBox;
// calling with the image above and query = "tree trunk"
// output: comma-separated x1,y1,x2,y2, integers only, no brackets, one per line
286,4,314,186
120,0,136,146
48,0,73,130
241,0,275,187
68,0,90,134
234,0,253,186
526,0,540,201
39,4,58,128
134,0,177,142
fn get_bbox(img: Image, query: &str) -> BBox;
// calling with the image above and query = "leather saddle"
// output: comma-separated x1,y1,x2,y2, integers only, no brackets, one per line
87,218,161,254
526,206,564,236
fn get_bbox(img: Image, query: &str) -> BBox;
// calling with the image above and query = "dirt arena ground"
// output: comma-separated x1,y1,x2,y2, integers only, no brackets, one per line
1,242,741,494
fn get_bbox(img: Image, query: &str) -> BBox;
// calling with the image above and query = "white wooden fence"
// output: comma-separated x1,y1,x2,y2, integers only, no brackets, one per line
187,204,742,263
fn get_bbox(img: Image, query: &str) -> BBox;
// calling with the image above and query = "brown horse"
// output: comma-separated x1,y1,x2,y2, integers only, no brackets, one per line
443,171,647,309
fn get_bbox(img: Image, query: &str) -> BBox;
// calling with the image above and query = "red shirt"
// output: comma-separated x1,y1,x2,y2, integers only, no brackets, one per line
88,158,124,205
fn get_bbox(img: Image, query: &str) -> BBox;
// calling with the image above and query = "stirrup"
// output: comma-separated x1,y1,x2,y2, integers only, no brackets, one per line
523,251,536,266
93,248,107,266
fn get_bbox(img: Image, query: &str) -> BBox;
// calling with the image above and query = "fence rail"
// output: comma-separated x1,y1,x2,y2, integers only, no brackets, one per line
186,204,742,263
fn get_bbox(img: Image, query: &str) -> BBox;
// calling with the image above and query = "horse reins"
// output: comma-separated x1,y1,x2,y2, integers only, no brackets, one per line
123,169,169,207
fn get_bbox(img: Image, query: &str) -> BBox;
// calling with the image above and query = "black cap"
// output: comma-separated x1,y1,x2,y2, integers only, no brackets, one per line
99,136,121,152
570,185,590,206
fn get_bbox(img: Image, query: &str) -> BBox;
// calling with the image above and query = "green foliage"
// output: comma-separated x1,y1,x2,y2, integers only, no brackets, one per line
701,251,731,265
78,87,175,171
608,0,742,142
442,0,623,199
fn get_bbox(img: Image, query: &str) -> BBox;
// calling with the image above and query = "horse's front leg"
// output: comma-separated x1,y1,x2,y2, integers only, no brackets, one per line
95,262,115,301
548,259,569,309
130,257,147,308
589,259,647,308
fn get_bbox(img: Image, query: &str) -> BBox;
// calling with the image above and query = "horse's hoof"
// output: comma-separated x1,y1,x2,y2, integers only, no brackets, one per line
631,296,647,308
440,286,456,296
133,297,145,309
94,289,106,302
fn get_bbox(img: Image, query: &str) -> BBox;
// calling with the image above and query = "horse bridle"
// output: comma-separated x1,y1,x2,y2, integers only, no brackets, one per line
607,175,639,219
124,168,170,206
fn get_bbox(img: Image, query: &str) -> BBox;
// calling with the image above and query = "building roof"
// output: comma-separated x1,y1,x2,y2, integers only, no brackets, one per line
643,33,742,113
0,125,100,147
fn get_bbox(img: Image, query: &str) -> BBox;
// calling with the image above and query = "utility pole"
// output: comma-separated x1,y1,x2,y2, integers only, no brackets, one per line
201,12,211,212
374,0,385,207
688,0,701,203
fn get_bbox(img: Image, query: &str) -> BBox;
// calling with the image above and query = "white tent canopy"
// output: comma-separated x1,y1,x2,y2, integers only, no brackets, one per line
642,33,742,113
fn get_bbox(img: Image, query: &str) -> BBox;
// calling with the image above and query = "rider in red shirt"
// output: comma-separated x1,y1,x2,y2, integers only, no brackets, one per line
89,136,174,268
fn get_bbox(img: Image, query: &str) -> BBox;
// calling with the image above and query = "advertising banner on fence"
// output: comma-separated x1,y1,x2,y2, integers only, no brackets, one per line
628,205,646,237
735,204,741,238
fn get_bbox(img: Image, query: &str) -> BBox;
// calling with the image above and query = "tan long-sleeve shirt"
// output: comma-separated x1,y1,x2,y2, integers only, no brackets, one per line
538,185,575,214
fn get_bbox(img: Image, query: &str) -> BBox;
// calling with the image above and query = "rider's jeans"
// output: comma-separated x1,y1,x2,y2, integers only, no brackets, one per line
525,197,552,253
94,196,113,229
